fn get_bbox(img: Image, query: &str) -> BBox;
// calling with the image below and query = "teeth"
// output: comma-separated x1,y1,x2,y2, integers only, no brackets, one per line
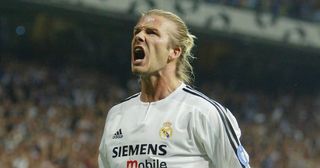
135,47,142,53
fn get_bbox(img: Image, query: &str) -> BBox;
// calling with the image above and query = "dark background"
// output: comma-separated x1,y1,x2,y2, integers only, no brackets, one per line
1,1,320,167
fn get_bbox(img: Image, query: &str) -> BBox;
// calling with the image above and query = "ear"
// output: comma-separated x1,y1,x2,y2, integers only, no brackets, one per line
168,47,182,62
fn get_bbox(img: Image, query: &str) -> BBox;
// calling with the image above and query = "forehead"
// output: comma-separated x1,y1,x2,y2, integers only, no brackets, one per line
135,15,176,31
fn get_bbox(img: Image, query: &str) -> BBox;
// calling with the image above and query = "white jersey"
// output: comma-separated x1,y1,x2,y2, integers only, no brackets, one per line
99,83,250,168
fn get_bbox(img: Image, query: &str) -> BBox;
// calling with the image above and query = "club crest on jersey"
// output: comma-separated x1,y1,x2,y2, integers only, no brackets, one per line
159,122,173,139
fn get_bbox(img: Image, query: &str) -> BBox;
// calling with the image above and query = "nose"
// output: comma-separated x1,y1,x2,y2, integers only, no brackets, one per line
134,31,145,43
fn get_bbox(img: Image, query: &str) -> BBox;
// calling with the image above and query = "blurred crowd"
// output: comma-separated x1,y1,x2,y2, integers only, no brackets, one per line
0,60,319,168
0,61,127,168
206,0,320,22
201,82,320,167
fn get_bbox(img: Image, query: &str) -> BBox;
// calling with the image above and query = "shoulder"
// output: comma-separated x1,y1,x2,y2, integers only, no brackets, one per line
183,85,242,137
183,86,242,139
122,92,140,103
108,92,140,115
181,85,226,113
181,85,236,128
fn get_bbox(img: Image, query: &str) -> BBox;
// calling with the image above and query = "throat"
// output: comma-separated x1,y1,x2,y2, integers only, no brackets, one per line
140,77,181,102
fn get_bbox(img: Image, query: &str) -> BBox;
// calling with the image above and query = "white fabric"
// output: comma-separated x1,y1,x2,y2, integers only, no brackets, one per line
99,83,250,168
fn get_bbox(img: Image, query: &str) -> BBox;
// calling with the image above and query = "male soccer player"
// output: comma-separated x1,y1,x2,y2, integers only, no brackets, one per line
99,9,250,168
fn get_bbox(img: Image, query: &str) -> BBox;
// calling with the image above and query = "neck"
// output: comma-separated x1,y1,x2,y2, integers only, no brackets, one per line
140,74,181,102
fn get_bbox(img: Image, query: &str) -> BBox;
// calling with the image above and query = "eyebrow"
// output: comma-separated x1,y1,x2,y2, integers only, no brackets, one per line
133,26,141,33
133,26,159,33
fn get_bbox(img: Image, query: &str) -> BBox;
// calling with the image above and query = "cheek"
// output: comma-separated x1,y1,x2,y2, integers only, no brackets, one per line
155,39,170,52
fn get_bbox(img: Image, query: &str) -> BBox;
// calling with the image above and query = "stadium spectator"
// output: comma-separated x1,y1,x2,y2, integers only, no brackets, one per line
0,60,319,167
205,0,320,22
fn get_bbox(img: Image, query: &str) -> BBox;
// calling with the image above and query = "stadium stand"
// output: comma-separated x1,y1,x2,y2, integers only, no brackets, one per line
0,59,319,168
205,0,320,22
1,1,320,167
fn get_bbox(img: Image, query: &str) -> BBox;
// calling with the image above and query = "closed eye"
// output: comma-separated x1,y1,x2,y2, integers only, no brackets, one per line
146,28,158,36
133,27,159,36
133,28,141,35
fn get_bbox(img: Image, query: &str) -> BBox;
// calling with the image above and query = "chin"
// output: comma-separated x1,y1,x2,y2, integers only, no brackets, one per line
132,70,152,78
131,67,144,75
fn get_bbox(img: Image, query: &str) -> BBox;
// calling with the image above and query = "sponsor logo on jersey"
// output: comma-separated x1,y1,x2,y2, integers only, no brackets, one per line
127,159,167,168
112,129,123,139
112,144,167,158
159,122,173,139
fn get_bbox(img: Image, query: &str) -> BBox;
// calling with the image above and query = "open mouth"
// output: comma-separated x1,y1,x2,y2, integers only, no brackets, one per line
134,46,145,61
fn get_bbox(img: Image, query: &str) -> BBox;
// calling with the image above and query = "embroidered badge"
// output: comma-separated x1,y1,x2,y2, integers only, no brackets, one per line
237,145,250,167
159,122,173,139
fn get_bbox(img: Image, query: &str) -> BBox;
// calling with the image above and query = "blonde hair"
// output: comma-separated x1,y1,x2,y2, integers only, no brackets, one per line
142,9,196,84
